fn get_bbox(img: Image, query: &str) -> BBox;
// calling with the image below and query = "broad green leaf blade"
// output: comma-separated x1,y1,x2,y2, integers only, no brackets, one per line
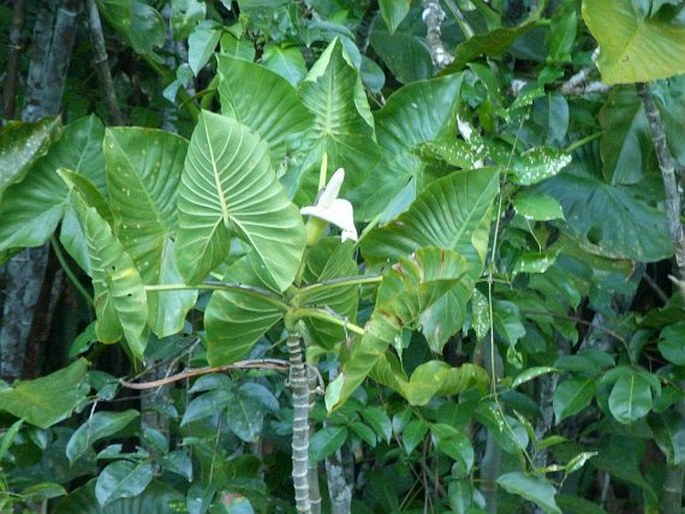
378,0,411,33
0,359,89,428
514,192,565,221
362,168,499,266
66,410,139,463
225,392,263,443
0,116,104,254
96,0,164,56
175,111,305,290
659,322,685,365
180,389,233,426
509,147,571,186
55,479,184,514
511,367,557,389
352,75,464,221
205,257,284,366
402,418,429,455
475,402,529,454
95,461,154,507
326,247,470,410
608,373,653,424
539,143,672,261
649,411,685,466
289,39,381,198
598,86,652,185
553,378,596,424
296,239,359,348
371,355,488,406
431,423,474,477
261,44,308,86
104,127,196,337
217,55,313,173
496,472,561,514
0,117,61,198
65,179,149,358
309,426,348,462
170,0,205,39
583,0,685,84
370,14,433,85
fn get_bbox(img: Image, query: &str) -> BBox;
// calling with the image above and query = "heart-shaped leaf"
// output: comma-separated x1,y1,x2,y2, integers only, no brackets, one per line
175,111,305,290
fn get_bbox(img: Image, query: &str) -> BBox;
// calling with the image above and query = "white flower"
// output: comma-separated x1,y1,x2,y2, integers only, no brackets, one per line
300,168,358,242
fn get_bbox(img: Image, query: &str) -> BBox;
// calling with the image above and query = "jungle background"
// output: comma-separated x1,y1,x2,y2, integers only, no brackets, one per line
2,0,685,513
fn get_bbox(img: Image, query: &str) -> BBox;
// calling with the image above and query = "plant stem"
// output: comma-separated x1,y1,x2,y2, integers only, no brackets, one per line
287,331,312,513
288,307,365,336
144,282,288,311
297,274,382,295
49,237,94,307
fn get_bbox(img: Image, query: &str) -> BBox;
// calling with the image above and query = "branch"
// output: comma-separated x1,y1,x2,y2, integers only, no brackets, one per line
85,0,126,125
560,48,609,97
637,83,685,279
422,0,455,69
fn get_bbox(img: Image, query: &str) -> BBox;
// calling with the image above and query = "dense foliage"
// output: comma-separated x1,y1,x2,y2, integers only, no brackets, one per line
1,0,685,513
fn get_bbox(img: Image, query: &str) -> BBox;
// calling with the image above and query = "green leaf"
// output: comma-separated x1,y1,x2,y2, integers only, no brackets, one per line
65,181,149,358
20,482,67,502
0,419,23,461
289,39,380,198
351,421,377,446
175,111,305,290
608,373,653,424
0,116,104,255
97,0,164,56
513,251,559,275
205,257,284,365
513,192,565,221
378,0,411,33
0,117,61,198
510,147,571,186
309,426,348,462
598,86,653,185
225,392,263,443
496,472,561,514
217,55,313,173
0,359,89,428
431,424,474,477
402,419,428,454
658,322,685,365
370,14,433,85
360,406,393,443
95,461,154,507
556,495,608,514
511,367,557,389
105,128,197,337
352,75,464,222
648,411,685,465
372,356,488,406
261,44,307,86
445,21,540,72
583,0,685,83
181,389,233,426
326,248,471,410
170,0,206,39
540,143,672,261
475,402,529,454
553,378,596,424
66,410,139,463
296,239,359,348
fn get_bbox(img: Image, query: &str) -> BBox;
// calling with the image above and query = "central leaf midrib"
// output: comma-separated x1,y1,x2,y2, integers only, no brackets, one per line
203,119,231,229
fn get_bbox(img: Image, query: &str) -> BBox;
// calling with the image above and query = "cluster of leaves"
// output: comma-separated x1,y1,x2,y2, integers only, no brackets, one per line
1,0,685,513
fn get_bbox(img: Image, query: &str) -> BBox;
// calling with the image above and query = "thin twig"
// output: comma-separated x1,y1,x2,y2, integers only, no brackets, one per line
85,0,126,125
120,358,325,393
637,83,685,279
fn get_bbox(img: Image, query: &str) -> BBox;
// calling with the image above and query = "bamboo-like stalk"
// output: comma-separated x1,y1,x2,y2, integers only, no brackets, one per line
287,331,312,513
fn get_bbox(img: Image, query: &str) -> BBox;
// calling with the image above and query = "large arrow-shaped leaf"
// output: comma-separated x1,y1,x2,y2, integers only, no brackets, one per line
351,74,463,221
583,0,685,84
64,171,148,358
175,111,305,290
325,247,470,410
0,116,104,255
105,127,196,337
217,55,313,174
362,168,500,350
205,256,285,365
286,39,381,198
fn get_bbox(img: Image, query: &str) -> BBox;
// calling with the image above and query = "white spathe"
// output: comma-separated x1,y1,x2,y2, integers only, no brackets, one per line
300,168,358,242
